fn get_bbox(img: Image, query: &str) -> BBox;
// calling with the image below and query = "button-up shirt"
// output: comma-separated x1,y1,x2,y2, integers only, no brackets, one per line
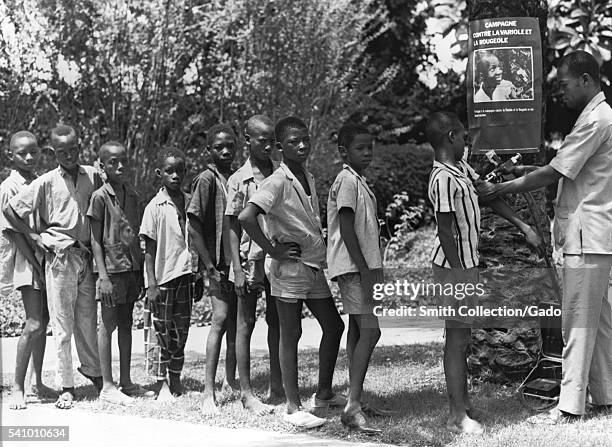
550,91,612,254
249,162,326,269
9,165,101,252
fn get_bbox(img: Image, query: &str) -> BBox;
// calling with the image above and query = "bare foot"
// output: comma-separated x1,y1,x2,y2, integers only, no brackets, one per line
242,394,274,416
201,395,220,416
155,381,175,403
9,390,27,410
221,378,239,395
31,383,59,400
447,415,484,435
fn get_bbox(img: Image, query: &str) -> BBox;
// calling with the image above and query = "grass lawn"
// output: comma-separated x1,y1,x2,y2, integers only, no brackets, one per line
1,343,610,446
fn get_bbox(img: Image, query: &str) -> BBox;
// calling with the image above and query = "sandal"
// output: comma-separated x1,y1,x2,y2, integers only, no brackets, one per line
55,389,75,410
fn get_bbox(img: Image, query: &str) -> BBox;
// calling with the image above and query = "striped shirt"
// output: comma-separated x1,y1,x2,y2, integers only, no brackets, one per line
428,160,480,269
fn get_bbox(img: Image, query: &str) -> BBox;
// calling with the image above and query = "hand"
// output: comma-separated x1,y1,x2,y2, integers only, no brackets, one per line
98,278,116,307
359,268,384,301
475,180,504,201
30,234,48,254
524,226,545,258
500,165,524,177
233,269,247,299
146,284,161,305
269,241,301,261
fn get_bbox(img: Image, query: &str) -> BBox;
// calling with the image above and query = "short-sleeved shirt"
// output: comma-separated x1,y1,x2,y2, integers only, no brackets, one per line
139,187,195,287
188,164,230,269
9,165,102,252
249,162,326,269
225,158,273,261
549,91,612,255
428,160,481,269
0,170,39,295
326,164,382,279
87,182,143,274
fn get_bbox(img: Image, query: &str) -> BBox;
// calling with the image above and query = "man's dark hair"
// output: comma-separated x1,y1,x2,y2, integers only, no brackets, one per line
274,116,308,144
425,112,463,150
206,123,236,147
558,50,600,84
337,123,370,150
157,147,186,167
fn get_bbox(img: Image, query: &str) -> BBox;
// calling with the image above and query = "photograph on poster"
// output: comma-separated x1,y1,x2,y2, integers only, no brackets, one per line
473,47,534,102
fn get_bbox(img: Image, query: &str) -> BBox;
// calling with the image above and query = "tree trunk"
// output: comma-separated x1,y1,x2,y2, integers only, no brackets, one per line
466,0,557,383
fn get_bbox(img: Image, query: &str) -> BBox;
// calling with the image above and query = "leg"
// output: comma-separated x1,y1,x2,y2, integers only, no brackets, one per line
345,315,359,386
275,298,304,414
305,297,344,400
117,302,135,388
345,314,380,413
73,256,102,385
589,284,612,406
151,282,175,402
264,280,283,400
45,252,79,403
202,293,230,414
444,322,482,434
168,278,192,396
31,292,53,396
223,282,238,391
236,288,272,414
11,288,46,409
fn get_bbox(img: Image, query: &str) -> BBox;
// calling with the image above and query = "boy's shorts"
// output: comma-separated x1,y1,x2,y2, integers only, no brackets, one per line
269,259,331,303
13,250,44,292
337,270,383,315
209,271,237,302
229,258,267,295
96,271,143,304
432,263,479,325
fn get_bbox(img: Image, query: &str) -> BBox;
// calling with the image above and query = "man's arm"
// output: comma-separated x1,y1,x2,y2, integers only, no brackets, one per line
436,212,462,269
483,198,545,257
238,203,299,260
187,215,219,281
143,236,160,302
339,208,380,299
477,165,562,201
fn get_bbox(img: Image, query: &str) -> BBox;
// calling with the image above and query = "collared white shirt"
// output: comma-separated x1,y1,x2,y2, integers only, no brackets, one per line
550,91,612,254
139,187,194,287
326,164,382,279
428,160,481,269
249,162,326,269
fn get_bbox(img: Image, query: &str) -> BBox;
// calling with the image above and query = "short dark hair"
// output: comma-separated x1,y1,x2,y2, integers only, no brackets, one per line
274,116,308,144
558,50,600,84
9,131,37,151
50,124,76,146
425,112,463,149
245,115,273,136
206,123,236,147
337,122,370,150
99,141,125,162
157,147,186,167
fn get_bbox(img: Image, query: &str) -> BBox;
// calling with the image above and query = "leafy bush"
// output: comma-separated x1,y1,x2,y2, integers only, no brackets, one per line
385,194,434,256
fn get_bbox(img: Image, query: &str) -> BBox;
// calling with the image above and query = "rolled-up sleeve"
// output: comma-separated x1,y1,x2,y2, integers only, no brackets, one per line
139,202,158,241
550,121,604,181
187,172,213,223
249,175,282,214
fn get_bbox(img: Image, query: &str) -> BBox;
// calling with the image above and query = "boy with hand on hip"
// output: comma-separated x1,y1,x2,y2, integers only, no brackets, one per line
88,141,155,404
239,116,345,429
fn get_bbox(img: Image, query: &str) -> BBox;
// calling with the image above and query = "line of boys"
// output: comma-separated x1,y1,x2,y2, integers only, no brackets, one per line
1,115,389,432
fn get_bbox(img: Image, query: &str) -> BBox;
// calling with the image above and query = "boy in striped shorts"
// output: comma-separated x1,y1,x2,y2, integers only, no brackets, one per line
426,112,543,434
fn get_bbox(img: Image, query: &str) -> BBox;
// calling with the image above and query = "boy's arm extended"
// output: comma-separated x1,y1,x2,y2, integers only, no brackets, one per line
90,218,115,306
483,198,545,257
5,230,44,284
143,236,160,303
226,215,246,297
187,215,220,281
238,203,299,260
338,208,381,299
436,212,463,269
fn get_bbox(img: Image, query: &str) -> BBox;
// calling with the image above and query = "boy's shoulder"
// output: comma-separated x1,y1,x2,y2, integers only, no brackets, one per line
193,166,217,185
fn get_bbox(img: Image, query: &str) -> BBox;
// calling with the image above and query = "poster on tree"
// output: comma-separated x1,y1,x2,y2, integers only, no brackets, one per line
467,17,542,154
